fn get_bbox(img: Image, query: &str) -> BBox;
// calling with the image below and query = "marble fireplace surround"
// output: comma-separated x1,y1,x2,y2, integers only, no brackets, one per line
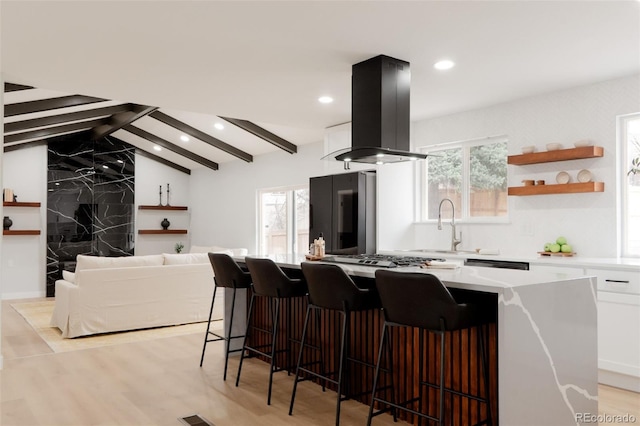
46,133,135,296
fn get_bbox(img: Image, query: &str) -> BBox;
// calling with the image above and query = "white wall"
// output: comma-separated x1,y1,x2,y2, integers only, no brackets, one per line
402,74,640,258
189,141,336,252
134,155,191,255
1,145,48,299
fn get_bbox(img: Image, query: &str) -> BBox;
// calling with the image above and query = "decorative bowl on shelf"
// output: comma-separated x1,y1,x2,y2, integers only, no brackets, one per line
546,143,563,151
577,169,592,183
556,171,571,184
522,179,535,186
574,139,593,148
521,146,536,154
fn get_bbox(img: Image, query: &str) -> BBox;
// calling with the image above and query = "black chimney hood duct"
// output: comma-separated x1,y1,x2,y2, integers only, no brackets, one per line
333,54,427,164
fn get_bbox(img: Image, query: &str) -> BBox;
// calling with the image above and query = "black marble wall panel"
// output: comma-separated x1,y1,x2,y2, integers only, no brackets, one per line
46,133,135,296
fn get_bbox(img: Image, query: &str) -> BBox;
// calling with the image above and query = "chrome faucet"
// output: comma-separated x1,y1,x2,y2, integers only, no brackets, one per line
437,198,462,251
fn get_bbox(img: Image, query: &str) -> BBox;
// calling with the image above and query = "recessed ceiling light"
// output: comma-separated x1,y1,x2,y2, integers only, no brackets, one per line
434,59,455,70
343,158,352,162
376,161,384,165
180,135,190,142
153,145,162,152
117,159,124,164
55,182,60,186
376,153,385,158
214,123,224,130
318,96,334,104
102,165,109,169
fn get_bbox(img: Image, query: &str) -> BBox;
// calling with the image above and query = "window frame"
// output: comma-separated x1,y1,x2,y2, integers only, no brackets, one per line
618,112,640,258
257,184,309,255
417,135,510,224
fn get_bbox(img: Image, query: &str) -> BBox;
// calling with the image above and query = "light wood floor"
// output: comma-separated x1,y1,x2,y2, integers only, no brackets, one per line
1,299,639,426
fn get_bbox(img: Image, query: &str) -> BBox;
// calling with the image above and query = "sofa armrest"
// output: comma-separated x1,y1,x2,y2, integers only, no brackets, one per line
51,279,78,336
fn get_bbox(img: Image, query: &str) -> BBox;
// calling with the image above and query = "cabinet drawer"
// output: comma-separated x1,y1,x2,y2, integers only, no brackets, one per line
587,268,640,295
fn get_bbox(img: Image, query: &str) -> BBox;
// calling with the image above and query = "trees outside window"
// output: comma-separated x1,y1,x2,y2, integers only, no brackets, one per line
258,186,309,255
422,136,508,221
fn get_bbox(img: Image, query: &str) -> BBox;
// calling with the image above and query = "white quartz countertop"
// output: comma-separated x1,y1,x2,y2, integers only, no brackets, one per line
236,253,594,294
380,249,640,271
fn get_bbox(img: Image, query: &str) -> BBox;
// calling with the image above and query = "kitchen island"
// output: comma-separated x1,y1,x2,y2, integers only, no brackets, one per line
227,254,597,426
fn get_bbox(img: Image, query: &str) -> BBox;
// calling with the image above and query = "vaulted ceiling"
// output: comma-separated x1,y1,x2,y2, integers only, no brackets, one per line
3,82,320,174
2,1,639,173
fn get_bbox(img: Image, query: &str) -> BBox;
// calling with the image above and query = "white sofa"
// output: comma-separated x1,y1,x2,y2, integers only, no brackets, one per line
51,246,248,338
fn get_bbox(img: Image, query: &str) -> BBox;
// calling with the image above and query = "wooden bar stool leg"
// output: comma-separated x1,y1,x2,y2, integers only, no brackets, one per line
479,325,493,426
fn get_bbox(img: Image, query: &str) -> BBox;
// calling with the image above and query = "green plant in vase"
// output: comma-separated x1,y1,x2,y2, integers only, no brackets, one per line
175,242,184,253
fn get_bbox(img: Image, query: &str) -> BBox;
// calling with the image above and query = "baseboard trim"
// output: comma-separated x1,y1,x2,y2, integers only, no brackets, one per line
1,291,47,300
599,368,640,392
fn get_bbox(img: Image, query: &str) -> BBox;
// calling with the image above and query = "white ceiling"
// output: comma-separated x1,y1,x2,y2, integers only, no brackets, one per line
2,1,639,169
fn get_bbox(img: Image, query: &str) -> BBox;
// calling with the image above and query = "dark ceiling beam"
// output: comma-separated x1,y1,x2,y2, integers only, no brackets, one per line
4,104,132,133
220,116,297,154
4,82,34,92
92,104,159,139
3,117,109,144
4,95,106,117
3,140,47,153
123,125,219,171
149,110,253,163
135,148,191,175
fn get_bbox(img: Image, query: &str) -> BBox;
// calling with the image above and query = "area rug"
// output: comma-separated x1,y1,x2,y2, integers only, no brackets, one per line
10,300,219,353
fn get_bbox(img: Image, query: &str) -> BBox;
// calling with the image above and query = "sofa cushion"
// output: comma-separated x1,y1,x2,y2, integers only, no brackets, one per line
76,254,165,271
163,252,212,265
62,270,76,283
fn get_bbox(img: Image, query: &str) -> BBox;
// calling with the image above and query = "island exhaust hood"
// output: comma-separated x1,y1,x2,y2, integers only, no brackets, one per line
331,55,427,165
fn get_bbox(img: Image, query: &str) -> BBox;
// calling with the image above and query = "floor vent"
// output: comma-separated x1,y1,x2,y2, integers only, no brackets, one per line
178,414,215,426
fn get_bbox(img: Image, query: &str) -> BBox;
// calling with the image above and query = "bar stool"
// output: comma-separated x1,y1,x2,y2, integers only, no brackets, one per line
200,253,252,381
289,262,383,426
237,257,308,405
368,270,493,426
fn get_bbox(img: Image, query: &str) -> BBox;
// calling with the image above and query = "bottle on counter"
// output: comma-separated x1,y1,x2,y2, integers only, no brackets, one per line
317,234,325,258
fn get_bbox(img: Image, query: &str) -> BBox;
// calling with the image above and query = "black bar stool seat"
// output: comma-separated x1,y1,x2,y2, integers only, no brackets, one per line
236,257,307,405
289,262,382,426
200,253,252,381
368,270,493,426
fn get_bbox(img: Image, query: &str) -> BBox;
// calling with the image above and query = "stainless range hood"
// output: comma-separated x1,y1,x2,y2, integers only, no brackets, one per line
332,55,427,165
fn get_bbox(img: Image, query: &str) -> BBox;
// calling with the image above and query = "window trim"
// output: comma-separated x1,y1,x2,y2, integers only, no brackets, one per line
618,112,640,258
257,184,309,255
416,134,510,224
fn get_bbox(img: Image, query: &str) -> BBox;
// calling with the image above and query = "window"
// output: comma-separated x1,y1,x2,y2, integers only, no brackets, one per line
621,113,640,257
258,186,309,255
420,136,508,221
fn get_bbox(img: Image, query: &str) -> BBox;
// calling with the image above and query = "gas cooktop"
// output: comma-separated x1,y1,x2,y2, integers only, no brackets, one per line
322,254,445,268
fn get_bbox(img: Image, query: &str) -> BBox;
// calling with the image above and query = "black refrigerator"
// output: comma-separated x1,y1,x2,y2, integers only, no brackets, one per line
309,170,376,254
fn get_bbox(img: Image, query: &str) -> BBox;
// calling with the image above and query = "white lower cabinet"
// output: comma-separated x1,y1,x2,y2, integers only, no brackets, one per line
588,268,640,392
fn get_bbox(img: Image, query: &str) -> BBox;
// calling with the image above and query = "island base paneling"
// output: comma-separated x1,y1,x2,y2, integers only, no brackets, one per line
245,278,499,425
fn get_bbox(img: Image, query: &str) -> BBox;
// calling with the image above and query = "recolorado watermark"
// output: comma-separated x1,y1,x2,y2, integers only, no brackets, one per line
576,413,637,423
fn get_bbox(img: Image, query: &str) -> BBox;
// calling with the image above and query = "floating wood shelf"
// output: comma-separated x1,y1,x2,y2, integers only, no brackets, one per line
3,230,41,235
138,205,188,211
138,229,188,235
508,146,603,165
508,182,604,196
3,201,41,207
